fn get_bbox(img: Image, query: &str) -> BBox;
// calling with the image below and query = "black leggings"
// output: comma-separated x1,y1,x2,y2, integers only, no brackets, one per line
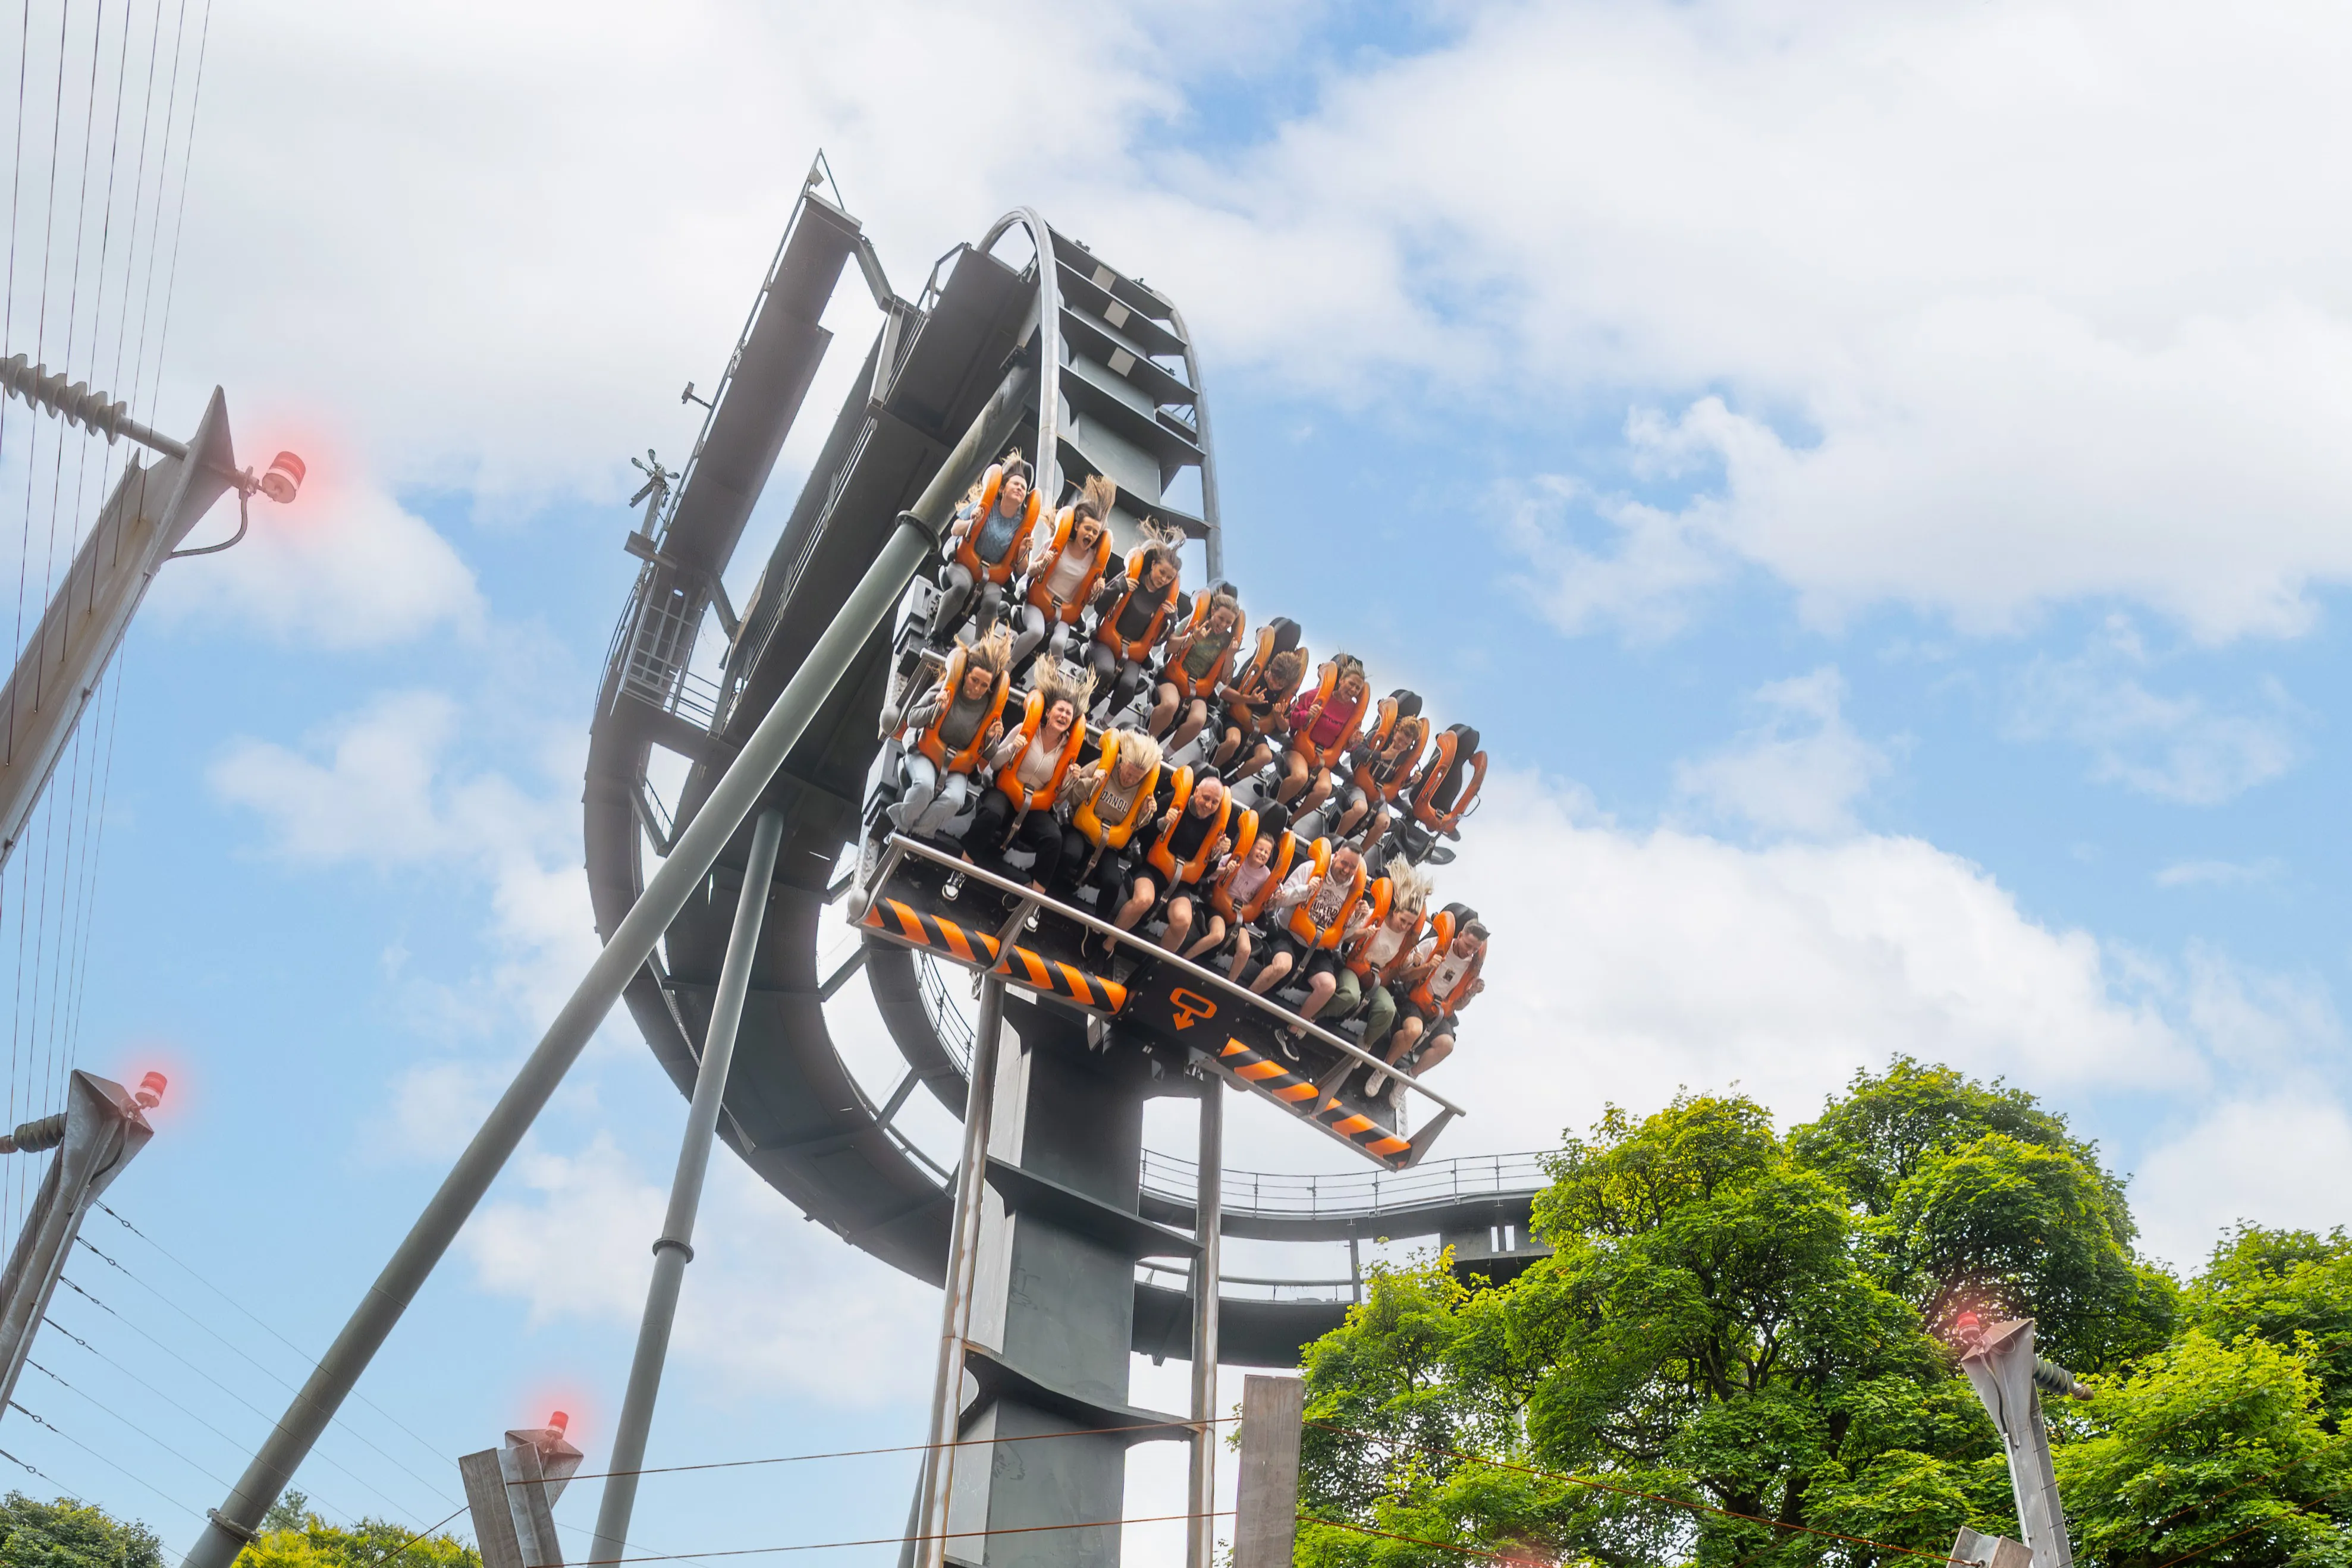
968,793,1064,888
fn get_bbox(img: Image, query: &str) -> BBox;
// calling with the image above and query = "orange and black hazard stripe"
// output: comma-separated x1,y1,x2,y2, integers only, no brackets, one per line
1213,1038,1327,1109
993,943,1128,1013
863,897,1003,967
1314,1098,1412,1162
1211,1039,1411,1164
860,897,1126,1014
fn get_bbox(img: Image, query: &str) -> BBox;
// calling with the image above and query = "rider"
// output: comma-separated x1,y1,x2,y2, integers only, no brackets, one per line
1087,523,1186,721
1144,766,1248,957
936,451,1041,641
1012,472,1116,668
1333,863,1431,1060
1111,769,1233,953
1276,654,1371,813
1367,913,1488,1097
1149,586,1244,756
1054,726,1163,911
1325,696,1429,847
1211,620,1305,777
1254,841,1373,1039
882,627,1013,838
967,661,1093,891
1205,800,1296,981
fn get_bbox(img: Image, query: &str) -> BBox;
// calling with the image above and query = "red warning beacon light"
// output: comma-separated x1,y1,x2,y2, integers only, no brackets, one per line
134,1071,166,1110
258,451,306,505
547,1410,569,1437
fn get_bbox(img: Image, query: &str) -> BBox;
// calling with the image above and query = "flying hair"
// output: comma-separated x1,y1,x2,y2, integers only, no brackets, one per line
1030,656,1097,715
960,624,1015,680
1386,863,1433,914
1107,727,1163,776
1072,472,1118,522
996,447,1034,486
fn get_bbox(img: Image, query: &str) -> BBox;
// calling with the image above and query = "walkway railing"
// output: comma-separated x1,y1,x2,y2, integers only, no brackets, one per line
1139,1148,1549,1222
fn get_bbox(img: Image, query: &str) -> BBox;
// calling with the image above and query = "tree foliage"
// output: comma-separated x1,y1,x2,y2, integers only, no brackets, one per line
0,1494,160,1568
1294,1063,2346,1568
235,1495,478,1568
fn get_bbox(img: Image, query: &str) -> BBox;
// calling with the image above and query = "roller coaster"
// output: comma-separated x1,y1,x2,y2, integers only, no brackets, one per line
576,174,1549,1564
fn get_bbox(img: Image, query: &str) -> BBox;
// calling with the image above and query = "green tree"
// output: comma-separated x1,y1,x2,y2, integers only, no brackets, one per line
233,1499,478,1568
1791,1059,2175,1370
0,1493,161,1568
1299,1093,2014,1568
2056,1330,2352,1568
2187,1226,2352,1423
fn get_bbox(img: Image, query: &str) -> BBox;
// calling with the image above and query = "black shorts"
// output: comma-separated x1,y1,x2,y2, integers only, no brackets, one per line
1271,934,1342,985
1402,1003,1459,1038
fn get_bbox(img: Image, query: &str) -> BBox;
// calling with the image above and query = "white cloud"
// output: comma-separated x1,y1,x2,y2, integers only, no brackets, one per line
1672,666,1891,838
2135,1096,2352,1271
1500,474,1726,642
76,0,2352,648
463,1135,935,1406
2004,618,2301,803
146,480,483,649
2155,857,2284,889
208,689,599,1027
1426,771,2199,1157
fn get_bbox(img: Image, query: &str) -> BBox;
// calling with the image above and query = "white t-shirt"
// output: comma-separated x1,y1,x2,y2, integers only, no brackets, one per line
1426,950,1474,1001
1040,541,1095,603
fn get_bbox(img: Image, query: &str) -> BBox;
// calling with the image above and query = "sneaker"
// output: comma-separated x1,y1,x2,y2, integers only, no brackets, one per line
1363,1071,1389,1099
942,872,964,902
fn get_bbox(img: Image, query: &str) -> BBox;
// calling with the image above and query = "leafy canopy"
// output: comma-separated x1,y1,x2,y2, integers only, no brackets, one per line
1293,1063,2325,1568
0,1494,160,1568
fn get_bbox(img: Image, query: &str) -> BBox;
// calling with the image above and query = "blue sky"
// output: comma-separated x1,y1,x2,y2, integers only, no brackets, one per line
0,0,2349,1564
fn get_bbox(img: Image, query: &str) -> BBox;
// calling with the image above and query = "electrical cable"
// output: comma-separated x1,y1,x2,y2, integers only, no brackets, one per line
510,1413,1241,1489
23,1353,238,1489
568,1509,1236,1567
0,1,29,1242
50,1276,442,1526
9,1398,205,1521
42,1312,366,1529
344,1504,470,1568
124,0,186,428
71,1236,470,1510
139,0,202,397
95,1200,469,1478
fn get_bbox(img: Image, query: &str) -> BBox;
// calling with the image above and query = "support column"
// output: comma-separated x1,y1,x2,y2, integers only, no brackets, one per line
914,978,1007,1568
1186,1084,1223,1568
591,807,784,1565
940,999,1185,1568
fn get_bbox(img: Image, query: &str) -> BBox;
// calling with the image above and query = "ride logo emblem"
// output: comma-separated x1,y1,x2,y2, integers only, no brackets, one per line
1126,979,1226,1038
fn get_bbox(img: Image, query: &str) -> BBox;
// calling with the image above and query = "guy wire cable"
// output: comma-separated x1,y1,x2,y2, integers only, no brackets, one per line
124,0,186,429
49,1274,442,1528
10,2,71,1243
23,1354,239,1489
12,1400,207,1523
98,1199,533,1484
73,1234,468,1502
42,1310,371,1529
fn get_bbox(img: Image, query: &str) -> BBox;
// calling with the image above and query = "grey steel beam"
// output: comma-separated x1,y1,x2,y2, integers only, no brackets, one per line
912,976,1005,1568
180,359,1037,1568
1186,1085,1224,1568
0,1071,156,1413
591,806,784,1566
0,391,239,871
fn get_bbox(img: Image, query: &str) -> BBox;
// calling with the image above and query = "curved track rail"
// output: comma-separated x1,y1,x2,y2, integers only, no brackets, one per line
583,186,1541,1365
